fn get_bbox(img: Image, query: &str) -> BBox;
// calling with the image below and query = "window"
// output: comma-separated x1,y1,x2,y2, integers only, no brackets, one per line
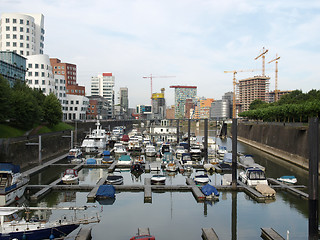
13,26,17,31
20,43,23,47
35,64,39,68
6,26,10,31
20,35,23,40
28,80,32,84
26,43,29,48
42,80,45,85
20,27,23,32
26,20,29,25
20,19,23,24
13,42,17,47
26,36,29,41
35,80,39,84
58,66,60,69
20,51,23,55
28,72,32,76
5,18,9,23
35,72,39,76
13,19,17,23
70,107,73,111
6,34,10,39
62,66,64,69
26,51,29,56
71,101,74,104
6,42,10,47
76,100,79,104
42,88,46,93
41,64,44,69
26,28,29,33
75,107,78,111
41,72,45,77
28,63,32,68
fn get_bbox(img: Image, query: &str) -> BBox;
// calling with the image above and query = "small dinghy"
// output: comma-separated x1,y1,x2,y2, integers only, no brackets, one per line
106,175,124,185
277,175,297,184
201,184,219,200
194,174,210,185
151,174,166,184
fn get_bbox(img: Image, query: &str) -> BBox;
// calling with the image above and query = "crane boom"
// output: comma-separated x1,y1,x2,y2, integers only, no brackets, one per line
143,74,175,102
268,54,281,101
254,47,268,76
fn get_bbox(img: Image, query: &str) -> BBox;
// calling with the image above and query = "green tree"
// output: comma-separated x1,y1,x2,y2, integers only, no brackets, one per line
0,75,13,122
43,93,62,126
249,99,268,110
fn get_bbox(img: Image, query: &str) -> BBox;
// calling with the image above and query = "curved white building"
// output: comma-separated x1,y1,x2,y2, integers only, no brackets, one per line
0,13,44,56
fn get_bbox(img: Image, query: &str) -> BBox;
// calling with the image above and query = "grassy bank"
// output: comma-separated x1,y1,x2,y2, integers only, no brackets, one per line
0,122,74,138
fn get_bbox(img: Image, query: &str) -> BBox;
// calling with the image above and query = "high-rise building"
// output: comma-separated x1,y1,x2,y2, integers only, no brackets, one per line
152,88,166,119
200,98,214,119
0,13,44,56
222,92,233,118
91,73,115,119
0,51,26,87
170,85,197,119
119,87,129,116
210,100,230,119
237,76,270,113
50,58,85,96
267,90,292,103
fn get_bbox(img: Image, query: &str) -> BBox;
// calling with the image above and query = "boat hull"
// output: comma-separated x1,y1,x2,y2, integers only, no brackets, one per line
0,223,79,240
0,179,29,206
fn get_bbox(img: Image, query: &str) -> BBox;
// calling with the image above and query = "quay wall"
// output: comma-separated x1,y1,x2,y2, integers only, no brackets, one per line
237,122,312,170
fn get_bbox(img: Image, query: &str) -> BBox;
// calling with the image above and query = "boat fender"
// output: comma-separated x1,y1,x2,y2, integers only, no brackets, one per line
50,233,55,240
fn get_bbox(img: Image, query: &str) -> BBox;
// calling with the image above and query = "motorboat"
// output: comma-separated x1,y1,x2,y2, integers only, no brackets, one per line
160,143,173,156
145,145,157,157
215,163,232,173
201,184,219,200
0,163,29,206
61,169,79,184
101,150,114,164
67,148,82,160
239,154,265,171
106,174,124,185
117,155,133,165
175,145,187,159
151,174,166,184
96,184,116,200
217,146,228,159
0,206,99,240
134,155,145,164
223,152,233,165
239,167,268,186
81,120,108,153
190,144,202,159
277,175,297,184
165,161,178,172
131,162,144,173
162,152,174,164
193,174,210,185
180,153,193,166
112,143,127,155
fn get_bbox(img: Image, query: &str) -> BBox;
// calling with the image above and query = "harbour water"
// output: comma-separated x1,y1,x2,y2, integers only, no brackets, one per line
27,134,314,239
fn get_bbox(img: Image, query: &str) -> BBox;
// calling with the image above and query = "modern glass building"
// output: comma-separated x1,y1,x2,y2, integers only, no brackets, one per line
170,85,197,119
0,51,26,87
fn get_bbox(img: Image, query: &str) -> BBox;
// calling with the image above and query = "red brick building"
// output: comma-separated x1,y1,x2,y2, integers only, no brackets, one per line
50,58,85,96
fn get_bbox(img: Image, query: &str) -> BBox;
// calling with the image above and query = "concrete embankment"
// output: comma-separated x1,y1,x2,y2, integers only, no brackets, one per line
237,122,317,171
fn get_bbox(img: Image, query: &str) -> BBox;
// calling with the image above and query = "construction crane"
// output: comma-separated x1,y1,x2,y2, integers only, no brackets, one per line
143,74,175,101
254,47,268,76
224,69,257,118
268,54,281,102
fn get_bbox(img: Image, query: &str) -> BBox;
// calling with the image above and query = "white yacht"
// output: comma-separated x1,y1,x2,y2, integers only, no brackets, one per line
81,120,108,153
145,145,157,157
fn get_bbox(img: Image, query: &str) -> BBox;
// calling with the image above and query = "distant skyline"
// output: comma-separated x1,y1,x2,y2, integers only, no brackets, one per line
2,0,320,107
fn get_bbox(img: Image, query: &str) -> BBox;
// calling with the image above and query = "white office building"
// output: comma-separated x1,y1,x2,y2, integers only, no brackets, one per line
0,13,44,56
91,73,115,119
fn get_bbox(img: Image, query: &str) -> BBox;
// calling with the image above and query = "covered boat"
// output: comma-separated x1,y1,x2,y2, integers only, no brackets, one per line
0,163,29,206
67,148,82,160
201,184,219,199
96,185,115,199
117,155,133,165
277,175,297,184
86,158,97,164
151,174,166,184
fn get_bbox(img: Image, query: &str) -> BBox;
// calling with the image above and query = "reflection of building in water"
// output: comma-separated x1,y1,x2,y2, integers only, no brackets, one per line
221,192,227,200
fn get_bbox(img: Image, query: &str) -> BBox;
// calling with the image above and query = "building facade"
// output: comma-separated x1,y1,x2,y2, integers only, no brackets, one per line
170,85,197,119
152,88,166,119
0,51,26,86
50,58,85,96
0,13,44,56
200,98,214,119
91,73,115,119
267,90,292,103
119,87,128,117
237,76,270,113
210,100,230,119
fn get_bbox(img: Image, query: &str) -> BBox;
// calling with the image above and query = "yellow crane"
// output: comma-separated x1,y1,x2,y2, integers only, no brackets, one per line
224,69,257,118
268,54,281,102
254,47,268,76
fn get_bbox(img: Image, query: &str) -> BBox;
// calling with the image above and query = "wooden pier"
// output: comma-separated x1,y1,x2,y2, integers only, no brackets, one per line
144,178,152,203
261,228,285,240
186,178,205,202
75,226,92,240
267,178,308,199
201,228,219,240
87,177,107,202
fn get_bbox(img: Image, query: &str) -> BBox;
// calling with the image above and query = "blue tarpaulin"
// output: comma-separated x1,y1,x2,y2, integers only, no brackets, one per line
86,158,97,164
102,150,110,156
0,163,20,173
201,184,219,197
96,185,115,198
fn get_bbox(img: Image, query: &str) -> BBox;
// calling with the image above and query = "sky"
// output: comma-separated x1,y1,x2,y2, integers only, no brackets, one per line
2,0,320,107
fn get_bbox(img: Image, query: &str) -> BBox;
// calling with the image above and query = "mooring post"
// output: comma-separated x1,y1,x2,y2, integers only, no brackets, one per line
176,119,180,144
232,118,237,189
71,130,74,148
38,135,42,165
204,119,208,163
308,117,319,240
231,191,237,240
188,119,191,152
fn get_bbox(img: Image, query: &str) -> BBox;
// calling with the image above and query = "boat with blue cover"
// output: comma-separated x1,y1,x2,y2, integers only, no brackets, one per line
0,163,29,206
277,175,297,184
201,184,219,200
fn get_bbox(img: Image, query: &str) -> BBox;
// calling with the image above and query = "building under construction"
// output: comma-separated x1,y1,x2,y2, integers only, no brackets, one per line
237,76,270,113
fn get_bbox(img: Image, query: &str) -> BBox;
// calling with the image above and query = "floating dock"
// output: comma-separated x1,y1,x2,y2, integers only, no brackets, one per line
201,228,219,240
267,178,308,199
261,227,285,240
